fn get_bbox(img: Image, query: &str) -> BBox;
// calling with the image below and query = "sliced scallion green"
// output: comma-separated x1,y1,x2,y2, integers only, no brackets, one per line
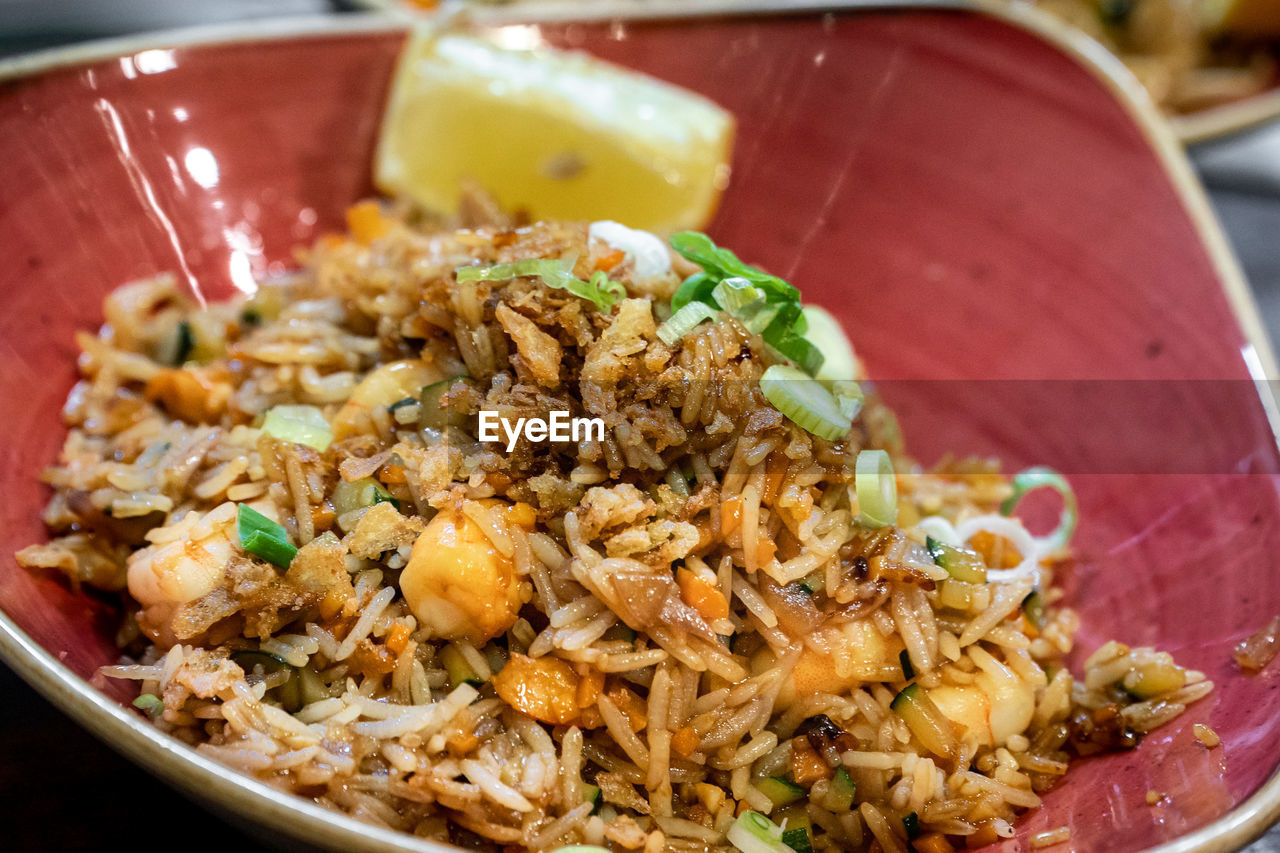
1000,466,1077,551
236,504,297,568
669,232,799,305
711,276,764,314
671,272,717,312
761,303,824,375
855,449,898,527
726,810,791,853
826,380,864,422
132,693,164,718
758,365,852,441
241,530,298,569
657,302,718,346
455,257,625,311
262,404,333,452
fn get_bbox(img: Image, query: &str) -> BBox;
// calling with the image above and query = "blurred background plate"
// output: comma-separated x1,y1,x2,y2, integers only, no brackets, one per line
1,3,1280,852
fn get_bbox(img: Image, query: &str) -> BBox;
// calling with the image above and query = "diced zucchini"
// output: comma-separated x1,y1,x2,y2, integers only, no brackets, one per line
938,578,976,611
899,648,915,680
231,650,301,713
603,624,637,643
795,573,822,595
780,826,814,853
890,683,958,759
757,776,805,808
902,811,920,840
332,476,400,517
1122,660,1187,700
581,783,601,808
388,396,421,425
297,665,329,706
828,766,856,811
1022,590,1046,629
419,376,471,430
927,537,987,584
440,644,482,689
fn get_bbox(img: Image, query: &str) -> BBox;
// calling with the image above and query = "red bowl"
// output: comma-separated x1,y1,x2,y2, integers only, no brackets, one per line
1,4,1278,851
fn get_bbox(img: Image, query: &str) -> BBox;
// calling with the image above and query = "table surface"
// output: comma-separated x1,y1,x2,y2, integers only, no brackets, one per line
2,4,1280,852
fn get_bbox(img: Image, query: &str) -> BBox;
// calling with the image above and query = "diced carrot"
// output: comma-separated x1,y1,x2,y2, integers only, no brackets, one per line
346,200,392,245
505,501,537,531
761,453,788,505
721,496,743,536
446,728,479,755
144,366,230,424
385,623,413,656
755,538,777,567
317,233,346,251
577,668,605,711
965,822,1001,849
913,833,956,853
595,248,626,272
969,530,1021,569
379,464,408,484
677,567,730,621
671,726,701,757
352,639,397,676
605,683,648,732
790,742,833,785
311,501,336,533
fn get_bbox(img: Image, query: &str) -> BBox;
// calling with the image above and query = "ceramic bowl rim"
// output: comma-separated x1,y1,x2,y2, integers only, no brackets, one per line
0,3,1278,852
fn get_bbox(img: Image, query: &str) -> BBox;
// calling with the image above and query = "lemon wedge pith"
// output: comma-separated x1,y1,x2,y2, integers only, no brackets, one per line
375,30,735,232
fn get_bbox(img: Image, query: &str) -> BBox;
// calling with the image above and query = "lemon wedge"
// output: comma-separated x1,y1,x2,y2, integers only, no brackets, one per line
375,28,735,232
1201,0,1280,36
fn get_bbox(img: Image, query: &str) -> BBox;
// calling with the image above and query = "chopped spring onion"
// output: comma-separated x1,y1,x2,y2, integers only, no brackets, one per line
455,257,625,311
825,380,864,422
262,404,333,452
711,276,764,314
999,466,1077,551
236,503,297,568
657,302,718,346
727,810,792,853
769,333,824,376
855,449,898,527
671,272,717,312
670,232,799,305
132,693,164,718
803,305,859,382
758,365,852,441
759,303,824,375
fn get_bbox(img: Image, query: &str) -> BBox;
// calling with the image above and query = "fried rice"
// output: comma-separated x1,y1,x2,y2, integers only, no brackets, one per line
18,204,1211,852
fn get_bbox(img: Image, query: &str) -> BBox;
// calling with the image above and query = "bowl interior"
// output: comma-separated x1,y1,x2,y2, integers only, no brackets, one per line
1,9,1278,851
